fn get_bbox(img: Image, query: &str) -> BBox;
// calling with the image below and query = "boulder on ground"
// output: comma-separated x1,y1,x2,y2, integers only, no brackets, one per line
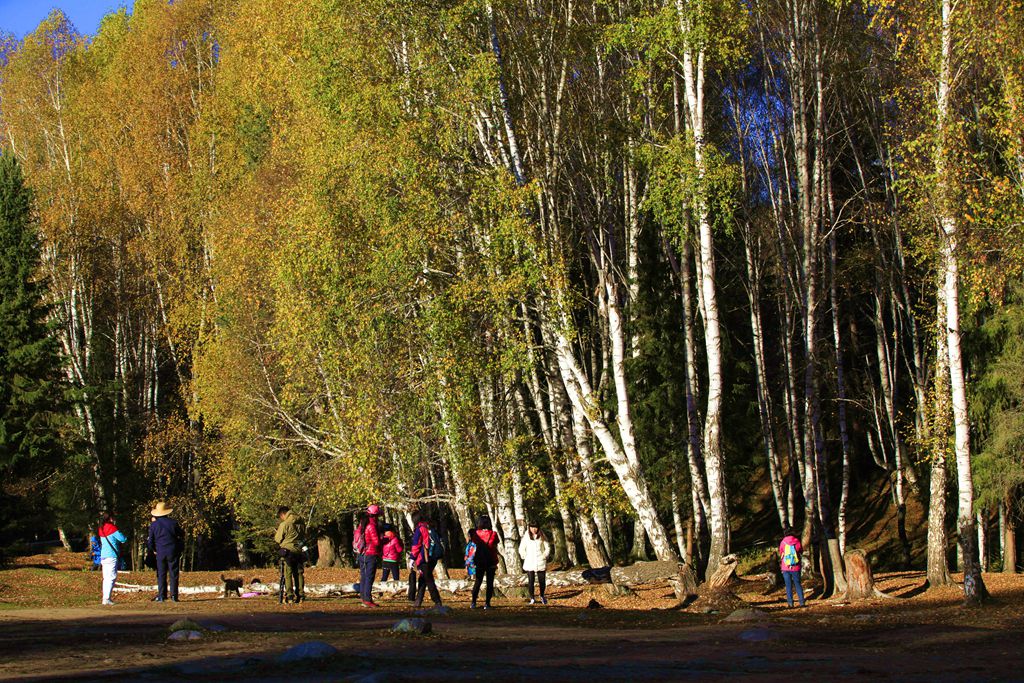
392,618,432,635
276,641,339,663
167,630,203,641
723,608,769,623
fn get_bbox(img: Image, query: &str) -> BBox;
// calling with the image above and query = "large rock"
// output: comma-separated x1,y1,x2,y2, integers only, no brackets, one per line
392,618,432,635
167,630,203,641
723,608,769,623
277,641,339,663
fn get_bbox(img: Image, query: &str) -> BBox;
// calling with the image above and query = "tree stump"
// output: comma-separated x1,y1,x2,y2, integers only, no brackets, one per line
707,554,739,592
838,548,894,601
761,552,784,596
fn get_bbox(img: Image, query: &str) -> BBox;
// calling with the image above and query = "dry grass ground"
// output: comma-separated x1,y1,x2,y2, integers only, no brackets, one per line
1,549,1023,681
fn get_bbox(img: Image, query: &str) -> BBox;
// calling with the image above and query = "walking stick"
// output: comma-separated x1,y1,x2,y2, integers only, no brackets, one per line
278,556,286,604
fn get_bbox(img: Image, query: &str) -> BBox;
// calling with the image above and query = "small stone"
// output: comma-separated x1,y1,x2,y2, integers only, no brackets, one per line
167,630,203,641
723,608,769,623
276,641,339,663
739,627,779,642
344,674,388,683
586,599,604,609
392,618,432,635
414,605,452,617
168,618,203,633
196,620,229,632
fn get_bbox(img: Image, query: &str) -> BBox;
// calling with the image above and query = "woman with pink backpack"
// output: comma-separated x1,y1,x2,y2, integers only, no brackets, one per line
779,527,806,608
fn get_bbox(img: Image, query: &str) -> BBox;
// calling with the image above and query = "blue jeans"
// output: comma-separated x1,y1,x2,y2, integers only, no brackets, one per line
783,570,805,607
359,554,378,603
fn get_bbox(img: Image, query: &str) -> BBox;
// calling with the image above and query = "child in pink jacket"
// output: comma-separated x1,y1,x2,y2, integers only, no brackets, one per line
381,528,404,582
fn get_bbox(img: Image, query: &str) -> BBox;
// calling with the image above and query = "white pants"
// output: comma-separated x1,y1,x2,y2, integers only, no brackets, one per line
101,558,118,602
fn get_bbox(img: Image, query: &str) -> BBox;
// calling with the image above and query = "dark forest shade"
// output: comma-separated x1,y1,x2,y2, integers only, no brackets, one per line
0,152,65,499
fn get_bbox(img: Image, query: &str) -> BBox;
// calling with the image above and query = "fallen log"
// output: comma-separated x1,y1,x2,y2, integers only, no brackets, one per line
114,560,692,598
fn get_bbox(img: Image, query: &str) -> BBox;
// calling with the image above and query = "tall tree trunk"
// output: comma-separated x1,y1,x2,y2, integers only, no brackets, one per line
747,235,788,530
830,237,852,554
938,0,985,604
1005,493,1018,574
677,15,730,576
926,276,954,587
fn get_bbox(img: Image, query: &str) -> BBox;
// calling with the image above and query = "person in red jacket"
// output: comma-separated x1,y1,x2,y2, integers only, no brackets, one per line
356,505,382,607
469,515,500,609
380,527,403,582
410,514,443,609
778,527,805,608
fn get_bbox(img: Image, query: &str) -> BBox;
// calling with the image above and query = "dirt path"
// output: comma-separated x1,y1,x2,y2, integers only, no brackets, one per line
1,570,1023,681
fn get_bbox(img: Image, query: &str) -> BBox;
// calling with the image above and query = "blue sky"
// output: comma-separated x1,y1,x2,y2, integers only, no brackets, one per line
0,1,129,37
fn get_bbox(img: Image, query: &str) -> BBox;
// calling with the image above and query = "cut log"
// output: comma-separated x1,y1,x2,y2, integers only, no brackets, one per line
670,562,699,607
835,548,895,602
706,554,739,592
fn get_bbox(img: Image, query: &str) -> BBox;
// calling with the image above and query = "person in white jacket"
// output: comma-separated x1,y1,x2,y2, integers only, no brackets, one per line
518,523,552,605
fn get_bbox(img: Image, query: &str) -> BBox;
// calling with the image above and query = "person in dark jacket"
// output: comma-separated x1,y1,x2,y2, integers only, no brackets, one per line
147,501,184,602
410,514,443,609
469,515,500,609
275,506,306,604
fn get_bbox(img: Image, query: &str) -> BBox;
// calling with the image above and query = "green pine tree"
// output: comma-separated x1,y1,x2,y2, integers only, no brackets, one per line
0,152,64,474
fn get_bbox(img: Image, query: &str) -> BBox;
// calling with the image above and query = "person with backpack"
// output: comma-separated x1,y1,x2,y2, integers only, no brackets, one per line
147,501,184,603
406,526,419,603
97,513,127,605
469,515,500,609
518,522,551,605
274,506,307,604
354,505,382,607
88,533,101,571
381,527,404,582
464,535,477,583
410,513,444,609
779,527,806,608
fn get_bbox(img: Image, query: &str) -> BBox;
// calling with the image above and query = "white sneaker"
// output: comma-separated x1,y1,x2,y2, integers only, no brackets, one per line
102,600,114,605
529,598,536,605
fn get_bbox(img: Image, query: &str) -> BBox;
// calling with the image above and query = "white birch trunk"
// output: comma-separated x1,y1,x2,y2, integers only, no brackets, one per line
550,323,679,562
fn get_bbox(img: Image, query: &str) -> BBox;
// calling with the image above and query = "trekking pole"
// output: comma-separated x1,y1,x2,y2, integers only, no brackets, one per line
278,556,285,604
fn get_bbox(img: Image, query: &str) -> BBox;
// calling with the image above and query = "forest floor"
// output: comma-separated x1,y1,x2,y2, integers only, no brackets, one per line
1,550,1023,681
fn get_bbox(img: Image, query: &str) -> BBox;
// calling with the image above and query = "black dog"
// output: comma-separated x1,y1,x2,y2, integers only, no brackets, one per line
220,574,244,598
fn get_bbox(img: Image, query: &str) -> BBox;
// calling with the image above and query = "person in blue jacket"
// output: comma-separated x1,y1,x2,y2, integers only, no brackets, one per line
147,501,184,603
88,534,102,571
97,513,127,605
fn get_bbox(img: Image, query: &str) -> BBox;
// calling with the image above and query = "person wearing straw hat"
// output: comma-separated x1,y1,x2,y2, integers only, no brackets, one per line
147,501,184,602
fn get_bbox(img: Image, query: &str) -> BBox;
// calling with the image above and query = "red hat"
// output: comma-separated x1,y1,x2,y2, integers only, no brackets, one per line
367,504,381,516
